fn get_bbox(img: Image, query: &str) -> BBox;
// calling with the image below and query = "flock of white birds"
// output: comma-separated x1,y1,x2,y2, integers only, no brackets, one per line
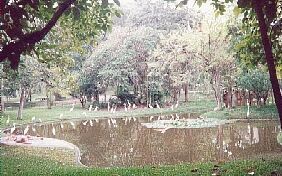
4,100,181,137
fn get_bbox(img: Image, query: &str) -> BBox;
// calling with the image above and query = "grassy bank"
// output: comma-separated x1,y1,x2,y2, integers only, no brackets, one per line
202,104,278,120
0,100,215,130
0,145,282,176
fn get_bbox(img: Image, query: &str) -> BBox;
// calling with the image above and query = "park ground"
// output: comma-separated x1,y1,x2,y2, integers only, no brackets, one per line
0,99,281,175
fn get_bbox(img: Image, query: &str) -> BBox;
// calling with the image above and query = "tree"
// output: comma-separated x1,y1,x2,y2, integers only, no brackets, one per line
237,68,271,106
149,31,204,103
174,0,282,127
0,0,121,68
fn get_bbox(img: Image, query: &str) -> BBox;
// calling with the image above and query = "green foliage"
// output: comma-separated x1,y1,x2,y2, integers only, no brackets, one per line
0,0,121,68
236,68,271,98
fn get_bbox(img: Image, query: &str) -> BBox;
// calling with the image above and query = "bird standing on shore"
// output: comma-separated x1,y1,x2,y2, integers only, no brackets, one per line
24,125,29,135
10,123,16,134
124,103,128,111
88,105,93,111
70,103,75,112
6,116,10,124
175,101,179,108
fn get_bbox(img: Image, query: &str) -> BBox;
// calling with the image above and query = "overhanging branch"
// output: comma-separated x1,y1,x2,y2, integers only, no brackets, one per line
0,0,76,69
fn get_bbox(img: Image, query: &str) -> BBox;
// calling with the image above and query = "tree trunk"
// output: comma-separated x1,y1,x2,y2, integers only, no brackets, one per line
253,1,282,128
29,89,32,102
184,83,188,102
17,88,26,120
46,89,52,109
0,76,4,112
212,70,222,110
227,86,232,108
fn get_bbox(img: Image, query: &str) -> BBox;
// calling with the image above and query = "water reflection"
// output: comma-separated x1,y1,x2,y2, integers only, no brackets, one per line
25,114,282,167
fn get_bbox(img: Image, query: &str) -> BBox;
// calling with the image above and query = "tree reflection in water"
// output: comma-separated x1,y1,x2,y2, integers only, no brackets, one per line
28,115,282,167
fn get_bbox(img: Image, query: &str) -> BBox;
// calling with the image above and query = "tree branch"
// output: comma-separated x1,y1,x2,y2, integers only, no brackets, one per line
0,0,76,69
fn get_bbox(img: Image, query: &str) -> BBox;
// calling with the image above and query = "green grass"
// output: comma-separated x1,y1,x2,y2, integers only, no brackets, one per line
0,100,215,130
202,104,278,120
0,145,282,176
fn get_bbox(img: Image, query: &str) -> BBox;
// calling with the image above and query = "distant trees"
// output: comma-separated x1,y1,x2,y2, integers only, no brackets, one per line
79,0,202,106
237,68,271,106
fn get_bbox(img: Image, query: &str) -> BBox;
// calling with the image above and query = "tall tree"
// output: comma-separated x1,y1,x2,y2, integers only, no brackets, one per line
174,0,282,127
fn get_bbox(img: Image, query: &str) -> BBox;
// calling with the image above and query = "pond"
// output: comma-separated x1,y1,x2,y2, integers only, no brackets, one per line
22,114,282,167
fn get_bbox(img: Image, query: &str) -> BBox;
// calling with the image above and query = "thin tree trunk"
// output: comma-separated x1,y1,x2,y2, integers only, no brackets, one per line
0,76,4,112
17,88,26,120
46,89,52,109
253,1,282,128
184,83,188,102
227,86,232,108
212,70,222,110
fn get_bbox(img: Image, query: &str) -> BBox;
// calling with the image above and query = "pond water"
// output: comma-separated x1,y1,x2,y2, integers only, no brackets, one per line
22,114,282,167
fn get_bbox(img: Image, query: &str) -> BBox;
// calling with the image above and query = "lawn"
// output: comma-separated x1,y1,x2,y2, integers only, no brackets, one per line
202,104,278,120
1,145,282,176
0,100,216,130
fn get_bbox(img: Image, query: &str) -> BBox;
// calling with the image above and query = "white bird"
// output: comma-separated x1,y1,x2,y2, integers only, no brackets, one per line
60,122,64,129
94,118,99,123
10,123,16,134
59,113,64,119
170,114,174,120
70,121,75,129
24,125,29,135
133,117,136,122
88,105,93,111
52,123,56,136
32,126,36,132
39,118,42,123
31,116,36,122
6,116,10,124
157,116,161,120
82,120,88,126
70,103,75,112
149,104,153,109
247,99,250,118
127,100,131,109
124,103,128,112
94,106,98,111
107,102,110,112
175,101,179,108
89,120,93,126
156,102,160,109
175,113,180,120
170,104,174,110
149,116,154,121
132,103,137,109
